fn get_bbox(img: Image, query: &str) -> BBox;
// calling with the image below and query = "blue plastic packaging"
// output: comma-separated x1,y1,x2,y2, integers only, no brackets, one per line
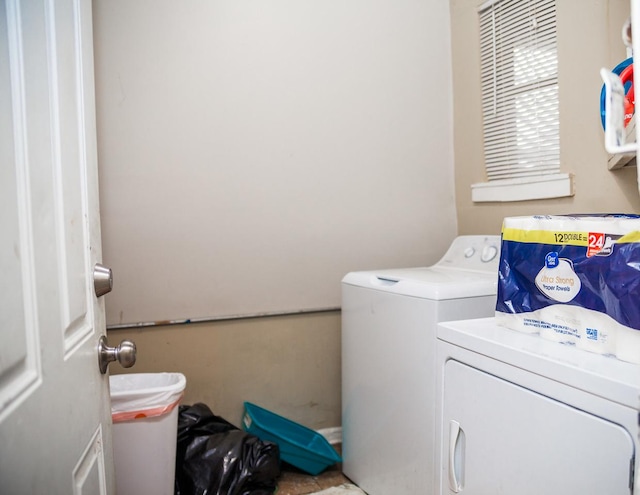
242,402,342,475
496,215,640,364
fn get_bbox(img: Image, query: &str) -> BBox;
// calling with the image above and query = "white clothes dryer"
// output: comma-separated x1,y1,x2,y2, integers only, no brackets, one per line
341,235,501,495
436,318,640,495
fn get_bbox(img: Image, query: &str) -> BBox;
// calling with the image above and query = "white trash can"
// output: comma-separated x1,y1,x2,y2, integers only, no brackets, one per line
110,372,187,495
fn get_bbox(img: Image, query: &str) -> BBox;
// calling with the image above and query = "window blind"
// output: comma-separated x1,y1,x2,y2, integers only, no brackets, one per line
479,0,559,181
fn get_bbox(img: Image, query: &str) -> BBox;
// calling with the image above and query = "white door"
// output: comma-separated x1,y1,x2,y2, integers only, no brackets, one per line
442,360,635,495
1,0,117,493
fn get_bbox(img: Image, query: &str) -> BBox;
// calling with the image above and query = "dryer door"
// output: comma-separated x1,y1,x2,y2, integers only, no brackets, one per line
441,360,635,495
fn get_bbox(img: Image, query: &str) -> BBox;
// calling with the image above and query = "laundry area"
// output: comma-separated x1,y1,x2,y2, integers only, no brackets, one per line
342,223,640,494
341,236,501,492
3,0,640,494
101,224,640,494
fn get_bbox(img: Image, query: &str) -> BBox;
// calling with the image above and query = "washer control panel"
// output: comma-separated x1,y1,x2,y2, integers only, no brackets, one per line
481,244,498,263
436,235,501,273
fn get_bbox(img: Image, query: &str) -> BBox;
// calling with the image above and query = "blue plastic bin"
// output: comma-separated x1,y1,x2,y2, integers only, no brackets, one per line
242,402,342,475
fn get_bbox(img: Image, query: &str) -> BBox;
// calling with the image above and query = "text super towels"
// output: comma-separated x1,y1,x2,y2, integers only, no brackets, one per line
496,215,640,364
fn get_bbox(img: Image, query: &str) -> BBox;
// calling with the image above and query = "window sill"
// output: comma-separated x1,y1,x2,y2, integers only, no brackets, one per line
471,173,574,203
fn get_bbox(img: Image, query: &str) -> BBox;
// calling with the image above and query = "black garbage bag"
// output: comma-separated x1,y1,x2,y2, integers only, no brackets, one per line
175,403,280,495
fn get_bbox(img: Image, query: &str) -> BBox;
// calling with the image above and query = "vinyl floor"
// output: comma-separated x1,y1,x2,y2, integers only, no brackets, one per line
275,445,356,495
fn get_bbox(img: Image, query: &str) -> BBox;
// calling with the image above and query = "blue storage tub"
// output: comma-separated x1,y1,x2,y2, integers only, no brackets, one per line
242,402,342,475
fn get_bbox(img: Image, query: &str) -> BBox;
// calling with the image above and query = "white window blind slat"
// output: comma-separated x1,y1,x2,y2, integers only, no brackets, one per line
479,0,559,181
485,156,561,165
487,162,560,170
488,166,559,173
484,143,560,153
485,139,560,149
486,164,561,173
488,168,560,178
482,12,556,42
487,162,560,171
481,92,558,109
483,119,560,135
484,152,561,164
485,134,560,144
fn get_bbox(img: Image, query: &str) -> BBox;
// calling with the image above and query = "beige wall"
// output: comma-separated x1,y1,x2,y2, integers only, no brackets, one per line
108,0,640,431
109,311,341,430
93,0,458,327
98,0,456,432
452,0,640,235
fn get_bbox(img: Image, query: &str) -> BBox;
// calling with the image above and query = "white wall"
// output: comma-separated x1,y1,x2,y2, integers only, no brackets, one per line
93,0,458,326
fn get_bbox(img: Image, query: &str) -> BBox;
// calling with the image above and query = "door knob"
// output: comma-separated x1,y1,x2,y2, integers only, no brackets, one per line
93,263,113,297
98,336,137,374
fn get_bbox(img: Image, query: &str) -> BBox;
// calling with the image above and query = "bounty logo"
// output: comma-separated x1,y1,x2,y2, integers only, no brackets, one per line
535,253,581,303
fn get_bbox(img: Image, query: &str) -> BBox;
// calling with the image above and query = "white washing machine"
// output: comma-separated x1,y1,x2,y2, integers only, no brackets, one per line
436,318,640,495
341,235,501,495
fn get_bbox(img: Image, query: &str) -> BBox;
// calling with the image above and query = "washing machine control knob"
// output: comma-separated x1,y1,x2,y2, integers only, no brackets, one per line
481,245,498,262
464,247,476,258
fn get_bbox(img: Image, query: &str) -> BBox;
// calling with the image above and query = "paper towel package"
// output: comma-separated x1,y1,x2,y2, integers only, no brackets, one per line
496,215,640,364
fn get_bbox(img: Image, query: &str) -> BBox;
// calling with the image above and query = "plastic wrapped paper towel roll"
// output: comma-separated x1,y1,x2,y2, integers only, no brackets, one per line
496,214,640,364
617,325,640,365
494,311,539,334
537,305,581,344
575,308,617,356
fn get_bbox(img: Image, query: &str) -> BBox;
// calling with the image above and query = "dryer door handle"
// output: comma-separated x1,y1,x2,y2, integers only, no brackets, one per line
448,420,466,493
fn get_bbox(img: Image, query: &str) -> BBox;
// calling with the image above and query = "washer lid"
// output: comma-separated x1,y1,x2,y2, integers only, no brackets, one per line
342,266,498,300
